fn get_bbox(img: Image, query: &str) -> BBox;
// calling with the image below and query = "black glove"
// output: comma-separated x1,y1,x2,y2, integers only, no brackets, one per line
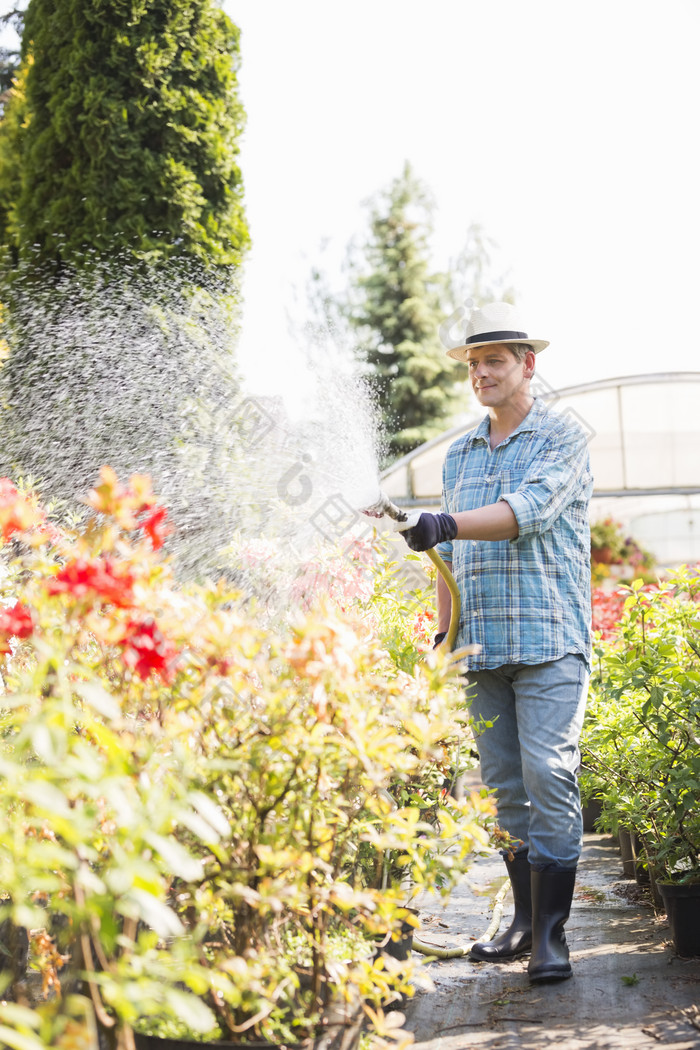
402,512,457,552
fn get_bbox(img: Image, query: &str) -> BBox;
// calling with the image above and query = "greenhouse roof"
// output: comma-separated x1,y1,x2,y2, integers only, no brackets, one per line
381,373,700,505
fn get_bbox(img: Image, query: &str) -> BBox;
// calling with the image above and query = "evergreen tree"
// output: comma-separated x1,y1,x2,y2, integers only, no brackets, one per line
0,1,251,578
348,163,467,462
0,0,249,271
0,5,26,97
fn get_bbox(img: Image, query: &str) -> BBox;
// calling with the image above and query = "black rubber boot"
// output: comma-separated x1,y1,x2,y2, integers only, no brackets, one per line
470,852,532,961
527,868,576,982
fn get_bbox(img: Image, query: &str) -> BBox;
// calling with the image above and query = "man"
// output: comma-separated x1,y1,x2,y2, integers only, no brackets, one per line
402,301,592,983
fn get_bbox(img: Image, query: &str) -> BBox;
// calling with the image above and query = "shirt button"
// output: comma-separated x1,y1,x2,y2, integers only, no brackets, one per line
472,540,477,546
471,575,477,581
484,475,491,481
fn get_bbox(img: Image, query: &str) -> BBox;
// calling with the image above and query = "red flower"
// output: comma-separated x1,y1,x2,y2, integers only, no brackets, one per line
46,557,135,607
139,505,171,550
412,608,436,644
0,601,34,653
591,588,627,641
119,617,178,681
0,478,44,541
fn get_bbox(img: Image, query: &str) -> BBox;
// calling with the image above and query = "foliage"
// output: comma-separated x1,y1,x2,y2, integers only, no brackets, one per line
0,0,249,273
0,55,29,254
0,4,26,96
591,585,628,641
590,516,655,586
591,583,661,642
345,163,466,461
0,468,498,1048
580,568,700,884
442,221,516,327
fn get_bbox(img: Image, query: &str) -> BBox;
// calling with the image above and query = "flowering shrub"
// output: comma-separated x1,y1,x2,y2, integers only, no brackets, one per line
591,586,627,641
590,516,655,586
591,582,666,643
0,468,497,1049
0,599,34,651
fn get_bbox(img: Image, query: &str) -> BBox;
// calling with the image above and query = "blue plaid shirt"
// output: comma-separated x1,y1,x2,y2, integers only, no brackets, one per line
436,398,593,670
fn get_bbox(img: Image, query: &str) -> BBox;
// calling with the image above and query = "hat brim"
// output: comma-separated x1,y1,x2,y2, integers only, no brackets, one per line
446,337,549,362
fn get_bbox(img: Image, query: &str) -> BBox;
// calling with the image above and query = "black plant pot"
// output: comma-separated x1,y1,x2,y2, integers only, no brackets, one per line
134,1040,282,1050
581,798,603,833
375,908,418,963
659,881,700,957
632,834,650,886
647,865,665,911
618,828,637,879
134,990,364,1050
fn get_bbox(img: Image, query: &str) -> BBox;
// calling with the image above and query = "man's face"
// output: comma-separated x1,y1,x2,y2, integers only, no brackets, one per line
466,343,534,409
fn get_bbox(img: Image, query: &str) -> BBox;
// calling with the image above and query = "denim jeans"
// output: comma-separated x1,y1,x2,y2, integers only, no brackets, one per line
466,653,589,870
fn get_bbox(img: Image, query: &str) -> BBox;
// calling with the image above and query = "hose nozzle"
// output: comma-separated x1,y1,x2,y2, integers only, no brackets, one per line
360,490,408,524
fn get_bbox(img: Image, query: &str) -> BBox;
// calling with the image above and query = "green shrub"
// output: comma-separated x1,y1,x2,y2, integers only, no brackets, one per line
0,469,497,1048
581,569,700,883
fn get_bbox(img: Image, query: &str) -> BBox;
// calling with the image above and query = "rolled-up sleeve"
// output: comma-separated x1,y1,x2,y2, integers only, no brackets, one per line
498,423,590,540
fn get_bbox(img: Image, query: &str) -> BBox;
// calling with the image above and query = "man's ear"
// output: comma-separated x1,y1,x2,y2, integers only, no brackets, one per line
523,348,537,378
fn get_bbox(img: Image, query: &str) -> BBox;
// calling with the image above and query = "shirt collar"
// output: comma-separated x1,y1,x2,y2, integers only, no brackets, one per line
467,397,546,447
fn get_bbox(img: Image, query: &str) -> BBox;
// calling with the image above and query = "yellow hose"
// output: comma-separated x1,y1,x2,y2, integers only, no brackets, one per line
425,547,461,653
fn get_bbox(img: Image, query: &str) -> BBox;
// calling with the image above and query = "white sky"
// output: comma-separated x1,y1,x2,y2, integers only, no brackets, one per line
226,0,700,410
3,0,700,415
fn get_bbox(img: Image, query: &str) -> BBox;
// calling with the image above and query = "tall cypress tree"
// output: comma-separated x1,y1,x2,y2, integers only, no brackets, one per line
0,0,248,270
0,1,251,577
0,6,26,97
349,163,466,462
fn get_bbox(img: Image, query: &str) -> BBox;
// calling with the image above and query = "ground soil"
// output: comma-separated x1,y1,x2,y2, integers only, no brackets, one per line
403,827,700,1050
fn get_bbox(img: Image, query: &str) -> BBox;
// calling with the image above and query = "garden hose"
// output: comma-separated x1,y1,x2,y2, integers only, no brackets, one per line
361,490,461,653
361,492,506,958
424,547,461,654
410,875,510,958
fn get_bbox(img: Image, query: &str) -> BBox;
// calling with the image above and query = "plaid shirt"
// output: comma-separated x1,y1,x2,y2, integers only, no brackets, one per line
436,398,593,670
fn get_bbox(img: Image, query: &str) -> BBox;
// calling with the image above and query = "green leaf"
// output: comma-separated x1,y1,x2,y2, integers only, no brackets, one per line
188,790,230,839
144,831,203,881
125,889,184,938
0,1004,41,1030
164,988,217,1033
74,680,121,720
0,1026,44,1050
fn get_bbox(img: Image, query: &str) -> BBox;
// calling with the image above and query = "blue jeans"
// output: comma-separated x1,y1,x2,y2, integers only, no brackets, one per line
466,654,589,870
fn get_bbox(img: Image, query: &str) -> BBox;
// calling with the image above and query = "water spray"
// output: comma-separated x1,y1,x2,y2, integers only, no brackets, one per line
361,489,461,653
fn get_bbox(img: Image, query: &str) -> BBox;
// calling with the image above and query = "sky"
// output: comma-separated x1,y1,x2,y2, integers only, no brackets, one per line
224,0,700,411
2,0,700,416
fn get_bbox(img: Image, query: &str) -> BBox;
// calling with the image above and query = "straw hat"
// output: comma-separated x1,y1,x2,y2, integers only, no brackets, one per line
446,302,549,361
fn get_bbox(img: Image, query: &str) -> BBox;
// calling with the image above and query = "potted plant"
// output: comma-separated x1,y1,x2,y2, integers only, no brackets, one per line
589,518,655,587
590,517,626,567
580,570,700,952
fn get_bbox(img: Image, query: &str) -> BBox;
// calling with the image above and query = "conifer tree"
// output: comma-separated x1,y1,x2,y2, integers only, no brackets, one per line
0,5,25,97
348,163,466,461
0,0,249,271
0,0,251,573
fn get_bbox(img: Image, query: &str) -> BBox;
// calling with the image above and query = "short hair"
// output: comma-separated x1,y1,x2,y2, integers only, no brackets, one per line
507,342,534,362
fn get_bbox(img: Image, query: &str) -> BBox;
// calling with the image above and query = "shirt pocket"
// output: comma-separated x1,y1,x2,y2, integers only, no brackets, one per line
495,467,527,501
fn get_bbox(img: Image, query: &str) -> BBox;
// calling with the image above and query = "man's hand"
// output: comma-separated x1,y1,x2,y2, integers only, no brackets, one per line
401,512,457,552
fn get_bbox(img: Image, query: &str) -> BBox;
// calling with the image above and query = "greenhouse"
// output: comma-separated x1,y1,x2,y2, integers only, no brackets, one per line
381,372,700,566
